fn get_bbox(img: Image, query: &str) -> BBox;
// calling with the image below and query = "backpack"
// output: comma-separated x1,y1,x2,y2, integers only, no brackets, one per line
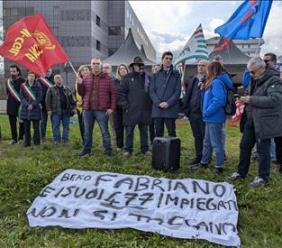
224,86,236,116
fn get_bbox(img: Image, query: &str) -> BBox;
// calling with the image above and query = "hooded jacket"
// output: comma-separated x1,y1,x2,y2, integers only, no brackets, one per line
203,73,233,124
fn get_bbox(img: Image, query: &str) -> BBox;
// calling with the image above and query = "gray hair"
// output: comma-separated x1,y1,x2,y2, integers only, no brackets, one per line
247,57,266,69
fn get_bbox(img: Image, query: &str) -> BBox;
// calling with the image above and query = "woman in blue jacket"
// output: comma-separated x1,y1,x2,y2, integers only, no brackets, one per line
200,61,231,174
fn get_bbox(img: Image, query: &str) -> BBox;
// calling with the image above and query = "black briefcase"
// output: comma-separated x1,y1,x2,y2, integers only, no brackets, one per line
152,137,181,171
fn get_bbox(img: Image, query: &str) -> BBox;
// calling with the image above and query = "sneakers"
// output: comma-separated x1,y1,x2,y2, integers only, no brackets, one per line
213,167,224,175
123,151,131,158
190,163,208,170
249,176,267,188
188,158,201,166
79,150,91,157
9,140,17,145
228,172,242,181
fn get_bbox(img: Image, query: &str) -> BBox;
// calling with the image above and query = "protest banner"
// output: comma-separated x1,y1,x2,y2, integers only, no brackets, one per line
27,169,240,247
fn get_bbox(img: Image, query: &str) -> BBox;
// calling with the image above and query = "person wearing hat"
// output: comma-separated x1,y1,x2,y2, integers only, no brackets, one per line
119,56,152,157
150,51,181,137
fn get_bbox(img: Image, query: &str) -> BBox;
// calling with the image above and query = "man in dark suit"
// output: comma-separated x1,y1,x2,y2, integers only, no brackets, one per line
183,59,208,165
150,51,181,137
6,65,25,144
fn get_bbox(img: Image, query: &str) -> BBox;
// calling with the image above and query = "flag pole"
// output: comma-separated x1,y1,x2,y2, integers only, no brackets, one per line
68,61,78,76
254,38,262,57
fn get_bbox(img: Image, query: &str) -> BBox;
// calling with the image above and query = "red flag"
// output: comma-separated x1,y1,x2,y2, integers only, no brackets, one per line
0,14,69,76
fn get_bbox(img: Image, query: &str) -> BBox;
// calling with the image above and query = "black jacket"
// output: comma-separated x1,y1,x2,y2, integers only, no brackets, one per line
119,72,152,126
182,75,205,119
38,75,55,112
241,68,282,139
6,77,26,116
46,85,76,116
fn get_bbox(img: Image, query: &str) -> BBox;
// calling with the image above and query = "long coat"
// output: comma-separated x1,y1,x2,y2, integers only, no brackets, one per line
6,77,26,116
119,72,152,126
19,81,42,120
150,67,181,118
247,69,282,139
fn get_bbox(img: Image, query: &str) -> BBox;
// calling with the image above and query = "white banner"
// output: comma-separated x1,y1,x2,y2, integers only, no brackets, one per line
27,169,240,247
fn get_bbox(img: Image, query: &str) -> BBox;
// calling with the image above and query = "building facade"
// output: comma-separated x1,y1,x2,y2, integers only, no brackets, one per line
206,36,264,57
2,0,156,78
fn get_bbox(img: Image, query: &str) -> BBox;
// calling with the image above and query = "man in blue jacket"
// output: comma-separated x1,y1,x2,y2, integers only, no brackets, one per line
150,51,181,137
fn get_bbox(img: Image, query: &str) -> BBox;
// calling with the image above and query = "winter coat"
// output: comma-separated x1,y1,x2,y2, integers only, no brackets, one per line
182,75,205,119
119,71,152,126
203,73,233,124
150,66,181,118
77,73,116,112
247,68,282,139
46,85,76,116
19,81,42,120
38,75,54,112
6,77,26,116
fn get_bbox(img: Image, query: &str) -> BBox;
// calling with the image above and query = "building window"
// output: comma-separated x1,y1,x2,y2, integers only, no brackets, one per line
108,26,122,36
96,40,101,51
61,10,90,21
96,15,101,26
60,36,91,47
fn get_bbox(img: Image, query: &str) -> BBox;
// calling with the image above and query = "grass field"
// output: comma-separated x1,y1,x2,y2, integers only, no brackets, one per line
0,114,281,248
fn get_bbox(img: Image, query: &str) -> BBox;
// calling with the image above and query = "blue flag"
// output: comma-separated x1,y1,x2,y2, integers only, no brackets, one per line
215,0,272,40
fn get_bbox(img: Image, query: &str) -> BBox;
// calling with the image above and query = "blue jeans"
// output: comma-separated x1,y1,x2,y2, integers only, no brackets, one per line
83,110,111,153
125,124,148,154
201,123,225,168
51,113,70,143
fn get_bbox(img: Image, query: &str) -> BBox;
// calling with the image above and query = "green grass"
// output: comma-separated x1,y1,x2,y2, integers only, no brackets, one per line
0,114,281,248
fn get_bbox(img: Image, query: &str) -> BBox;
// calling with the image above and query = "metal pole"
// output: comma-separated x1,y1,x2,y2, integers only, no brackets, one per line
68,61,78,76
254,38,262,57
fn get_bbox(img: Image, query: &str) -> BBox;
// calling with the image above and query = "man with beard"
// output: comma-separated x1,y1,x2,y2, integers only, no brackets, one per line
6,64,25,144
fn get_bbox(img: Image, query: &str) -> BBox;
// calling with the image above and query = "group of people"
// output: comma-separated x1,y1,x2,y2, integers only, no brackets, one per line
183,52,282,188
5,65,76,146
2,50,282,188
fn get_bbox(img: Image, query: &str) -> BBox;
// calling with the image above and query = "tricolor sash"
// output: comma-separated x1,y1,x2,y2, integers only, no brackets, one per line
21,82,36,101
39,77,53,88
6,79,21,102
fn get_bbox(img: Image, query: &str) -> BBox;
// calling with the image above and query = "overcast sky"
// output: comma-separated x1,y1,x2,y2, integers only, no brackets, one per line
130,0,282,59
